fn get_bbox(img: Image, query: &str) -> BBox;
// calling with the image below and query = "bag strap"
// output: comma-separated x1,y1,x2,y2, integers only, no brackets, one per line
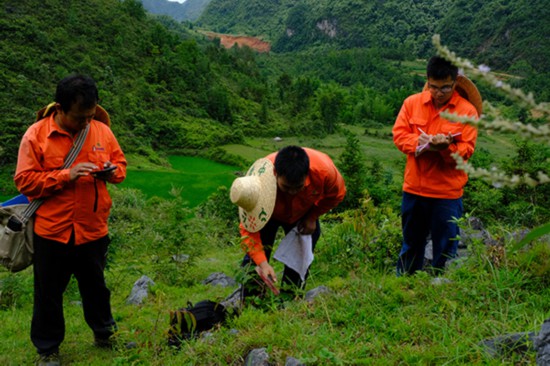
19,123,91,223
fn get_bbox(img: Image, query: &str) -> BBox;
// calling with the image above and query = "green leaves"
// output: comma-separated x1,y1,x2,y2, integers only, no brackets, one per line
512,222,550,252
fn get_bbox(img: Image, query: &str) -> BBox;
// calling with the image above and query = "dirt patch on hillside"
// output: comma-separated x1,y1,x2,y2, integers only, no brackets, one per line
201,31,271,53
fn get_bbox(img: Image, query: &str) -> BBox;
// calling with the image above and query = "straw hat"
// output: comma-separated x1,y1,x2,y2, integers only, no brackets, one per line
36,102,111,126
230,158,277,233
423,74,483,115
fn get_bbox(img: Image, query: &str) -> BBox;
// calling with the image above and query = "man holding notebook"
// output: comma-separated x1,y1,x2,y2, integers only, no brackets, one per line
14,75,126,365
392,56,481,275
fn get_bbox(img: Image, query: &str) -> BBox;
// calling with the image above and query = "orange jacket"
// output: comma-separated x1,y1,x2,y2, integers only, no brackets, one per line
392,90,478,199
14,114,127,245
240,148,346,265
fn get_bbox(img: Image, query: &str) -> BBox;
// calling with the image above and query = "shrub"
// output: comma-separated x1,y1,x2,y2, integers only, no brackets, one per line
318,193,401,274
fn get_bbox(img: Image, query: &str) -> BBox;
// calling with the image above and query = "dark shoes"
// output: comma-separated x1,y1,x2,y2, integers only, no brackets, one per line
36,336,120,365
95,335,136,350
37,352,60,366
94,336,115,349
35,337,115,366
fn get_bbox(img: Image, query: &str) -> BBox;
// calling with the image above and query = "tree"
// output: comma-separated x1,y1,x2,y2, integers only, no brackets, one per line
314,83,345,134
338,131,366,210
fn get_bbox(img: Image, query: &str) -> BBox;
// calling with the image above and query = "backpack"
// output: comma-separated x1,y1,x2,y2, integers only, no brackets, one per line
167,300,227,348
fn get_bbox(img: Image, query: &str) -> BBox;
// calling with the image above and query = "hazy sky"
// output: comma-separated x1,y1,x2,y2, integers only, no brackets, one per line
166,0,186,3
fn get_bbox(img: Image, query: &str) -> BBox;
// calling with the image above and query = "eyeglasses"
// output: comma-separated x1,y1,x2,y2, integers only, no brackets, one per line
428,82,454,94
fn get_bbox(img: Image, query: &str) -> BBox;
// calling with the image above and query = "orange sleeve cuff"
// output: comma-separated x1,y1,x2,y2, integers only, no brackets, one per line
239,223,267,265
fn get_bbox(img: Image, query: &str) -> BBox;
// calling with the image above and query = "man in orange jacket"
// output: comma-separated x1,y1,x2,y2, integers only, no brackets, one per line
392,56,480,275
15,75,127,365
230,146,346,296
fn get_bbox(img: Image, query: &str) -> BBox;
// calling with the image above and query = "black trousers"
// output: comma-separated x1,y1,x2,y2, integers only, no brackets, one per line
31,232,116,355
242,218,321,292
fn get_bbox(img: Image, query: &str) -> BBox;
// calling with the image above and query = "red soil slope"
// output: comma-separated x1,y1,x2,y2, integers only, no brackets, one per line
202,31,271,53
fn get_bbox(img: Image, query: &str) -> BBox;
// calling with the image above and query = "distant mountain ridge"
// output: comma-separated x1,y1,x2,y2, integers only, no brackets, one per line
140,0,211,21
197,0,550,73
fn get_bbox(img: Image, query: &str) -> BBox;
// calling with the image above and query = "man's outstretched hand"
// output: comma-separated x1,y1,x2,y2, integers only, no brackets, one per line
258,261,277,283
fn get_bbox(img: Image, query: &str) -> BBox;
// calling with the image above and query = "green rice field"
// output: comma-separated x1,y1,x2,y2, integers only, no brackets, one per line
120,155,238,207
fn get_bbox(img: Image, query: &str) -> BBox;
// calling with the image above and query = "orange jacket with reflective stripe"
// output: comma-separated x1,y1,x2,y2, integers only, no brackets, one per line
239,148,346,265
392,90,478,199
14,114,127,245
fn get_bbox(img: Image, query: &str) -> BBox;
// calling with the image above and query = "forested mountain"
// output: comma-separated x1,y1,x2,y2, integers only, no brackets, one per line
0,0,422,189
140,0,211,21
198,0,550,74
0,0,272,172
436,0,550,73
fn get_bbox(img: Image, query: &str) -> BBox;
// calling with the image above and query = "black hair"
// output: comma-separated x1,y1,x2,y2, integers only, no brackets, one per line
274,146,309,184
55,74,99,112
427,56,458,81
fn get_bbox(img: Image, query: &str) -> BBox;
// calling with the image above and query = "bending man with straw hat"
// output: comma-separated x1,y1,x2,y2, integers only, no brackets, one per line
393,56,481,276
230,146,346,296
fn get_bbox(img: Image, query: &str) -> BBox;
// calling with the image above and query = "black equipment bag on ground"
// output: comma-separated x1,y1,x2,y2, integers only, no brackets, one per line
168,300,227,348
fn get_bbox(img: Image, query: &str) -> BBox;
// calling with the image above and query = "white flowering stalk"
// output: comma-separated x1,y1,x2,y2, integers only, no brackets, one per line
441,108,550,138
453,153,550,188
432,34,549,188
433,34,550,117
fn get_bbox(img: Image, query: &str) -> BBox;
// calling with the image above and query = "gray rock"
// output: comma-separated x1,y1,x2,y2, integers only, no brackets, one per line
467,216,484,231
201,331,215,343
221,286,243,312
203,272,237,288
305,286,331,302
480,332,535,358
456,216,490,249
508,229,531,245
430,277,452,286
172,254,189,263
535,318,550,365
126,275,155,305
285,356,304,366
244,347,270,366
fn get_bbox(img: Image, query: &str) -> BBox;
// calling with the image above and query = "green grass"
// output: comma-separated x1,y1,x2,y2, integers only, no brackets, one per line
1,182,548,365
119,155,238,207
1,239,546,365
400,59,427,77
222,125,400,165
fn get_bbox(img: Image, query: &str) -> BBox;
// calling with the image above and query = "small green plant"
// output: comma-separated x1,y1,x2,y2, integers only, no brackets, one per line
0,273,32,309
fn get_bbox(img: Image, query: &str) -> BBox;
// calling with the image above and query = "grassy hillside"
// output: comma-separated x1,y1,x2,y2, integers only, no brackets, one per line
1,182,548,365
